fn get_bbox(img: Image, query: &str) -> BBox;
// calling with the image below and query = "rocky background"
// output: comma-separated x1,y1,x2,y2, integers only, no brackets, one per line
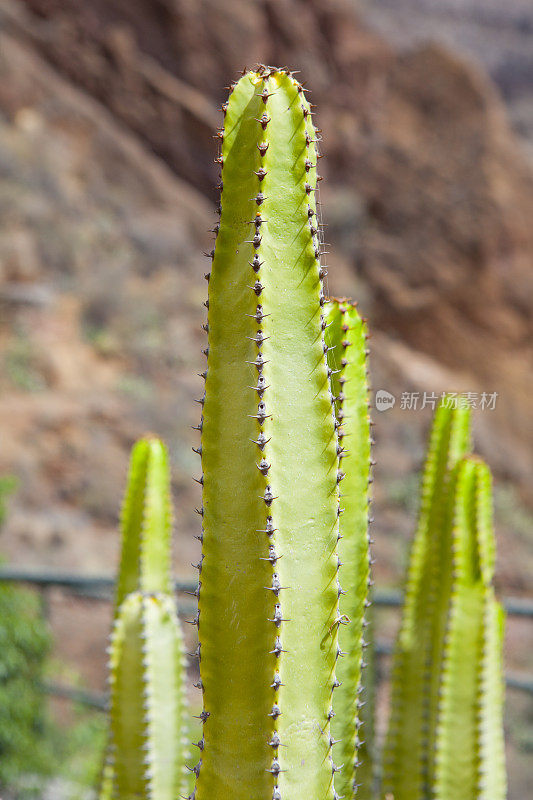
0,0,531,796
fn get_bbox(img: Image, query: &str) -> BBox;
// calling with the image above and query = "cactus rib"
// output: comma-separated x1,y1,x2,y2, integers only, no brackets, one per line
324,299,372,798
196,67,339,800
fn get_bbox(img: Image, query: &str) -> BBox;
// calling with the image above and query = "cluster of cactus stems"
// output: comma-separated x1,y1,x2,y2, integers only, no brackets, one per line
195,66,346,800
100,438,188,800
382,404,507,800
98,67,506,800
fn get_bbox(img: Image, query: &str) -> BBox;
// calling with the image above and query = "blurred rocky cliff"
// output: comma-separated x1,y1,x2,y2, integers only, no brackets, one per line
2,0,531,492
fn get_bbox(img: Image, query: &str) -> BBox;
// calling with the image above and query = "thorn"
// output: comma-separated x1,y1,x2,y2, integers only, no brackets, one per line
246,353,269,370
246,304,271,323
268,732,281,747
249,254,264,272
256,113,271,129
250,376,269,395
271,673,283,690
258,516,277,535
251,432,271,449
192,557,204,573
250,280,264,295
262,485,277,506
265,573,285,596
257,458,271,475
186,761,202,777
266,758,283,775
259,544,282,568
247,331,269,346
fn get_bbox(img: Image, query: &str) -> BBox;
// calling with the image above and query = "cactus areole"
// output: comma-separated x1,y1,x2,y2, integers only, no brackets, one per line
195,67,342,800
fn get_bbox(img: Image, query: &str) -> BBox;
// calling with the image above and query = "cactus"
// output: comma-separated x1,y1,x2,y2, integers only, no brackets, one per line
90,69,507,800
115,437,173,606
100,437,188,800
382,400,471,799
435,457,506,800
382,404,506,800
324,299,372,798
194,66,341,800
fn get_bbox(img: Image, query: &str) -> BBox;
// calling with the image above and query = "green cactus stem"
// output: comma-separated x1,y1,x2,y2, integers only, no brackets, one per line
324,299,372,798
195,67,340,800
434,457,506,800
115,437,173,607
100,437,188,800
382,400,471,800
107,591,188,800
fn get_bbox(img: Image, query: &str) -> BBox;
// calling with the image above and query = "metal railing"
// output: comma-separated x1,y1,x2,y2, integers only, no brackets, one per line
1,566,532,707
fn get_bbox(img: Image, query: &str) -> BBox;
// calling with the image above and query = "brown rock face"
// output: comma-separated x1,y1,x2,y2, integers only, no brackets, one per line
6,0,533,484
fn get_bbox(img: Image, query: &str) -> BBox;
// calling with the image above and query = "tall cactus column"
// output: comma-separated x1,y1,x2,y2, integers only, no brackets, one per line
435,457,506,800
194,68,340,800
100,437,188,800
325,299,373,798
382,401,471,800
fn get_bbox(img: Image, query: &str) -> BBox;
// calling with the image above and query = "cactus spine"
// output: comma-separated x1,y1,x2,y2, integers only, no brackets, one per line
195,67,340,800
324,299,372,798
101,437,188,800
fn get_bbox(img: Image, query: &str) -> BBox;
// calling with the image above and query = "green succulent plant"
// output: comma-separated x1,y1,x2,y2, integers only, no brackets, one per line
324,299,372,798
100,438,188,800
382,403,506,800
194,65,341,800
96,68,507,800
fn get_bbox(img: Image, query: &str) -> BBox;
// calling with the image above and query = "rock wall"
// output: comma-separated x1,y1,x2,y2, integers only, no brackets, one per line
4,0,532,489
